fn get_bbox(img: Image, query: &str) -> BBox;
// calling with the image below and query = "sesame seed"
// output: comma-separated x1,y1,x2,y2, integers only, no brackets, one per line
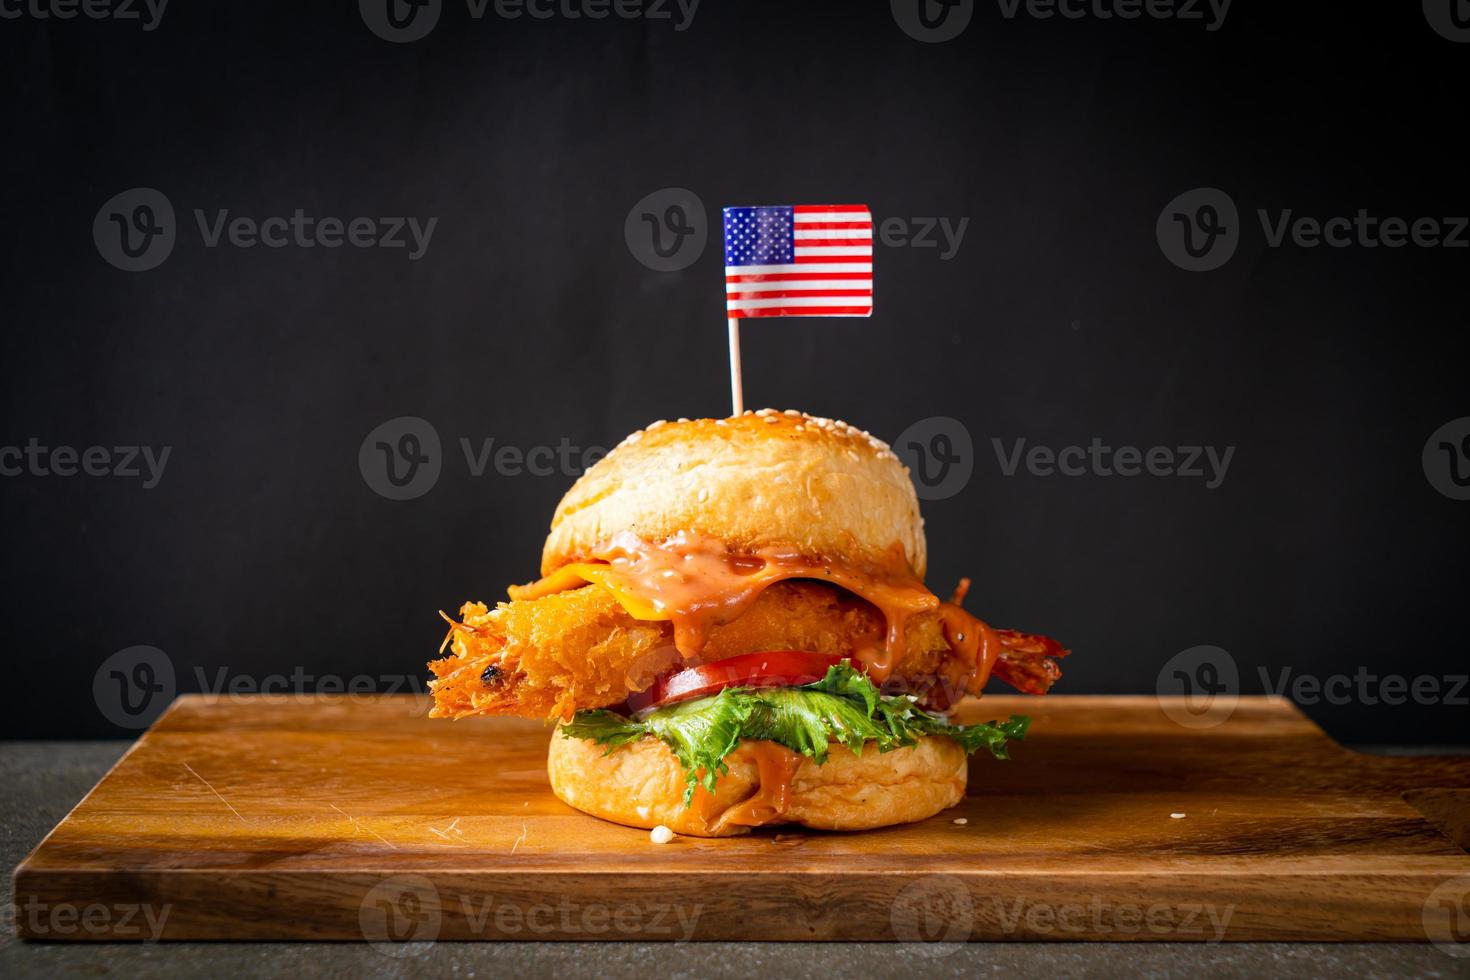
953,818,968,825
1170,812,1187,819
650,825,675,844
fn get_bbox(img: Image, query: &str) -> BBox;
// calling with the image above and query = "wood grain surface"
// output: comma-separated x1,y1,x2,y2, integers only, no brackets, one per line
12,694,1470,943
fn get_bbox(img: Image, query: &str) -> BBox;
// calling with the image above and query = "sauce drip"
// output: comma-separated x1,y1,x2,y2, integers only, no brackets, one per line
708,741,803,834
510,531,938,681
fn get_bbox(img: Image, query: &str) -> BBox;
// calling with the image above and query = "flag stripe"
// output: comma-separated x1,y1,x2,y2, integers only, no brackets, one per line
793,228,871,239
792,205,869,213
794,213,869,224
728,296,875,310
793,254,871,264
725,272,872,283
790,221,871,231
726,278,870,292
725,261,872,275
726,289,873,300
730,306,872,319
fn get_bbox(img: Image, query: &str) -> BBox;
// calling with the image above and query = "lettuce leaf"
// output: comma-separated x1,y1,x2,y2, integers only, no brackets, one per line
559,663,1030,805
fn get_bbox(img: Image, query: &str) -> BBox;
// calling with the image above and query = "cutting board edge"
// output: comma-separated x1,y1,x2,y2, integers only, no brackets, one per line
12,865,1464,943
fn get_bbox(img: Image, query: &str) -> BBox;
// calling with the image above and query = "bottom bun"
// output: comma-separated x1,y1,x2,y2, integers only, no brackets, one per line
547,729,967,838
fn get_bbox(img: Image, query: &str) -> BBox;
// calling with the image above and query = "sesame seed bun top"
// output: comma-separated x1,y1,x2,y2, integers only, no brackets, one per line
540,409,926,579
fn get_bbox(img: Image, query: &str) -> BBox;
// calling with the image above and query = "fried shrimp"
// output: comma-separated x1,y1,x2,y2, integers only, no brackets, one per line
428,580,1066,721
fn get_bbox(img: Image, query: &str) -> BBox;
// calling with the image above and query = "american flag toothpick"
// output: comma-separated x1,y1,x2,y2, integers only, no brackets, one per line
721,204,874,415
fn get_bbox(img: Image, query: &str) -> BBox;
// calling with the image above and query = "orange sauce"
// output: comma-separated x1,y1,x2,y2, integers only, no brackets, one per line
511,533,1005,699
695,741,803,834
511,531,939,682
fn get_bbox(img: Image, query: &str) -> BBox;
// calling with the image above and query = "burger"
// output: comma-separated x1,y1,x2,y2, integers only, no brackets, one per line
428,410,1067,837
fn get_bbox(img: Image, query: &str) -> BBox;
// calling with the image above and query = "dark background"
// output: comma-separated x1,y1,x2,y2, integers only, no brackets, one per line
2,1,1465,741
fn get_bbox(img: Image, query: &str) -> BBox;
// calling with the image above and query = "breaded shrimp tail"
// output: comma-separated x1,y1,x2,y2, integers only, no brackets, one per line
429,586,674,722
428,581,1067,722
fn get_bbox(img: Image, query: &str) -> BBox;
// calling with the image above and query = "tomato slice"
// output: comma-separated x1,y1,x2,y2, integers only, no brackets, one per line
631,650,846,713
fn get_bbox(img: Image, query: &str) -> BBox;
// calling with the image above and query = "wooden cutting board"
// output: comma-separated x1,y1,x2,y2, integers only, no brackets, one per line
13,694,1470,943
